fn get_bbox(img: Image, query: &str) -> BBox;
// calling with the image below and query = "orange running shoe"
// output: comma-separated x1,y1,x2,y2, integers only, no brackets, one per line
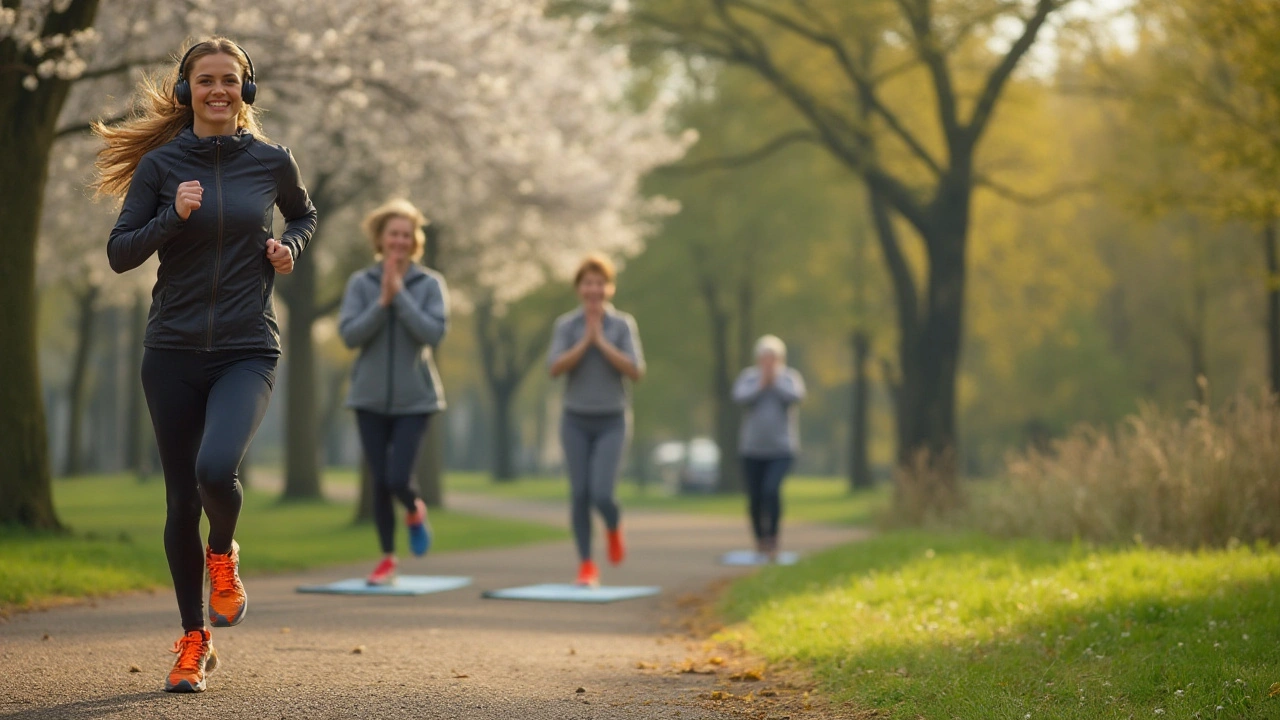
164,629,218,693
606,526,626,566
207,540,247,627
576,559,600,587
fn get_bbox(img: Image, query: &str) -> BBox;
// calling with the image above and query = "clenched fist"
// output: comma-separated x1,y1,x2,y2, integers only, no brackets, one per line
174,180,202,220
265,238,293,274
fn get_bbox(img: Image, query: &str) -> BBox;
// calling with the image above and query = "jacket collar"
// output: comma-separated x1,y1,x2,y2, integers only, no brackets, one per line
367,262,426,284
176,126,254,156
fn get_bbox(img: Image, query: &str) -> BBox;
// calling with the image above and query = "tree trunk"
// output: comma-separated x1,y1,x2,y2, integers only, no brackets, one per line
417,223,446,505
894,223,966,517
1263,219,1280,396
0,0,104,526
126,291,152,481
708,307,741,493
63,285,100,477
491,382,518,481
848,330,873,491
279,256,322,500
417,415,445,506
354,459,374,524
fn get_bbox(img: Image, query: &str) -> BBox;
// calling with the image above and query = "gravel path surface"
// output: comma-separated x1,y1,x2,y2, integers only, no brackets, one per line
0,496,864,720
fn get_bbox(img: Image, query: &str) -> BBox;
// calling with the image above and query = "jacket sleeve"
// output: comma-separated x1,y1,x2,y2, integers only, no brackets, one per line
392,275,449,346
732,368,765,405
617,314,646,373
773,369,807,403
107,155,185,273
546,317,572,369
337,273,386,349
274,148,317,262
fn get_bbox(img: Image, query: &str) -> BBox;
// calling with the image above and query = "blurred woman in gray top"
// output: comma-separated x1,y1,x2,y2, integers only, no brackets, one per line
339,199,449,586
547,253,645,586
733,335,806,560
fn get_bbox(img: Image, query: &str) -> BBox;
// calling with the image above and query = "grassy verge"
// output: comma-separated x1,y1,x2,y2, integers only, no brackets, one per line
721,531,1280,719
1,474,565,612
321,468,888,527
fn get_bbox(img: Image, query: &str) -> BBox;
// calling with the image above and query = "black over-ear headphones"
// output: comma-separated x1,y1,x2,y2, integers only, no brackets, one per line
174,40,257,107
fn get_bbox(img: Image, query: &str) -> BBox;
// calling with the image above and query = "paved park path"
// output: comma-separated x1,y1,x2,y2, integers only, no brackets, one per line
0,493,865,720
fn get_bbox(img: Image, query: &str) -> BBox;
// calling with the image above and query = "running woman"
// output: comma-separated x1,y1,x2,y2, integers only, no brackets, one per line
732,335,806,561
548,253,645,586
338,199,449,586
94,37,317,693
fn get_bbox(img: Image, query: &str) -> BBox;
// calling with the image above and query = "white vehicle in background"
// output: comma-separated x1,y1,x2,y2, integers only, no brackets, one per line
651,437,720,495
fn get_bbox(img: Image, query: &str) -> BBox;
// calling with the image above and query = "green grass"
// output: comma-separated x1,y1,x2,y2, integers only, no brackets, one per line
0,474,565,611
721,531,1280,719
324,469,887,527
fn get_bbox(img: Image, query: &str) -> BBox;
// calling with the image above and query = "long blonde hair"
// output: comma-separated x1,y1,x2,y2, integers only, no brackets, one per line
92,37,266,198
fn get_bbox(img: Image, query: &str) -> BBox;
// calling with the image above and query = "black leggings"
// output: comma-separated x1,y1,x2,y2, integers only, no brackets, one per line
742,456,793,542
355,411,430,554
141,348,277,632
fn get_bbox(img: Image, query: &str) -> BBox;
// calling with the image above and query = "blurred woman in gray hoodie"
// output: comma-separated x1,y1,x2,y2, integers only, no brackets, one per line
733,335,805,560
338,199,449,585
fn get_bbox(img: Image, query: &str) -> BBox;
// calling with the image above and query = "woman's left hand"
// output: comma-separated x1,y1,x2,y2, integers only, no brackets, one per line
266,238,293,275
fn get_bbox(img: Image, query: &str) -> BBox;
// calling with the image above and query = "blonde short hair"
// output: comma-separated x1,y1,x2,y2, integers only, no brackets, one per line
362,198,428,260
574,252,616,286
755,335,787,361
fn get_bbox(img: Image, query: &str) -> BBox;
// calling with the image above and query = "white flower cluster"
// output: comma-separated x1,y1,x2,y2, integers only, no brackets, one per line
3,3,98,91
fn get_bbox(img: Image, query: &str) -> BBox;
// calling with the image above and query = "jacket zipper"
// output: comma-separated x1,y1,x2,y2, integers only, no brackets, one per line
206,136,225,350
385,303,397,413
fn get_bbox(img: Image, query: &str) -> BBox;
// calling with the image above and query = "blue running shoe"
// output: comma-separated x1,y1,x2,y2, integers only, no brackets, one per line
407,499,431,557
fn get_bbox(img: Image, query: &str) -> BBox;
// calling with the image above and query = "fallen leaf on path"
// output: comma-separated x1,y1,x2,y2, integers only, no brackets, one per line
707,656,726,666
568,647,576,655
351,646,365,655
128,665,141,673
576,687,586,694
730,667,764,682
675,658,716,675
453,673,470,679
41,634,50,641
759,689,778,697
636,661,658,670
708,691,731,701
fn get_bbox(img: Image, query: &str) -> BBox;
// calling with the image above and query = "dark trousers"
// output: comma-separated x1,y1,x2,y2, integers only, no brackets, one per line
742,455,793,541
355,410,430,554
141,348,277,632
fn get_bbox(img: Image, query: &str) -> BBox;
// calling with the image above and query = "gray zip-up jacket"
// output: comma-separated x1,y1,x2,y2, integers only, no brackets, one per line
733,366,806,457
338,263,449,415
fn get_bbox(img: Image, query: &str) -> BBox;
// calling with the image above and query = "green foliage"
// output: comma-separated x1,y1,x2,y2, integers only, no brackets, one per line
0,474,565,611
722,531,1280,719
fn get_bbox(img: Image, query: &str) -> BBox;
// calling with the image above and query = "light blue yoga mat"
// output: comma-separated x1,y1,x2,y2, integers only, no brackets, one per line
481,583,661,603
297,576,472,596
719,550,800,566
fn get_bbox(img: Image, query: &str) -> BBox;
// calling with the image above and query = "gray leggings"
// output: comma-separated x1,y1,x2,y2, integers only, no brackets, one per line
561,410,629,561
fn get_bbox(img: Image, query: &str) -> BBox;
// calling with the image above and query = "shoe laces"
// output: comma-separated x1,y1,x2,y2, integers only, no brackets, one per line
208,553,239,594
171,631,207,672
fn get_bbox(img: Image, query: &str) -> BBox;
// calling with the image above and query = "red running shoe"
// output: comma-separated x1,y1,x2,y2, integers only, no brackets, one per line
367,556,398,586
575,559,600,587
606,526,626,566
206,541,246,627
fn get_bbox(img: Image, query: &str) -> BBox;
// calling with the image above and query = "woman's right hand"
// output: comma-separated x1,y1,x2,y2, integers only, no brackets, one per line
174,180,203,220
379,257,402,306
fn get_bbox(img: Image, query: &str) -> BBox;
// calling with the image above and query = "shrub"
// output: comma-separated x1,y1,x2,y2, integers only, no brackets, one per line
979,393,1280,547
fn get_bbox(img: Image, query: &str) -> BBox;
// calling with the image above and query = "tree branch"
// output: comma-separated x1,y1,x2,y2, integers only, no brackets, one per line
966,0,1065,144
976,176,1098,205
76,56,170,82
655,129,819,176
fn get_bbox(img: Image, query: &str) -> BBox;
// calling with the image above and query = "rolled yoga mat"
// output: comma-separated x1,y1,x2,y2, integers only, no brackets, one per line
718,550,800,566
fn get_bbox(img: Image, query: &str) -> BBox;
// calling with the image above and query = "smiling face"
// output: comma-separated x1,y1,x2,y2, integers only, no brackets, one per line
379,216,417,263
188,52,243,136
576,270,614,310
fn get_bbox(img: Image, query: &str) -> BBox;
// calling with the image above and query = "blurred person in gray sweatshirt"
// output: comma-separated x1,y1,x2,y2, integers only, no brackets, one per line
338,199,449,586
733,335,806,560
548,253,645,587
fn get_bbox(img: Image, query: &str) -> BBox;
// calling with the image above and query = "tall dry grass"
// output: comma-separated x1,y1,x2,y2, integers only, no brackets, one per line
979,393,1280,548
